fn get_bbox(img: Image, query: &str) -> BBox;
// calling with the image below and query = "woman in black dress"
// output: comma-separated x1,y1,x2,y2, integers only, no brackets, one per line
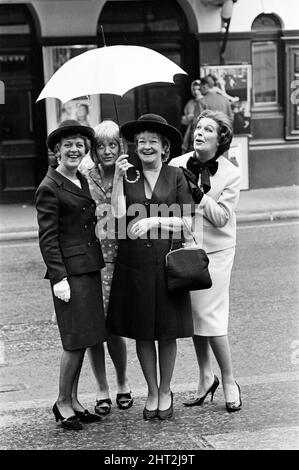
107,114,194,420
35,120,105,430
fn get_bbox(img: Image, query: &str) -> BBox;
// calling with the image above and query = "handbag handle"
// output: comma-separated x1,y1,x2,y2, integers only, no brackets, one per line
181,217,198,245
169,217,198,252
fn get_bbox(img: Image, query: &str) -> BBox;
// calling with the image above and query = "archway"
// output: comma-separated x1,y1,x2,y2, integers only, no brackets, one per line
97,0,198,157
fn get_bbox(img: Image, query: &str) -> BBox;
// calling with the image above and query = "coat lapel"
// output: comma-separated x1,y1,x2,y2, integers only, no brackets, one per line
46,166,93,202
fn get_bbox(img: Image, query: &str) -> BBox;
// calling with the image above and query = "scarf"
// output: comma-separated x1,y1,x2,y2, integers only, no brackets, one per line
186,153,218,193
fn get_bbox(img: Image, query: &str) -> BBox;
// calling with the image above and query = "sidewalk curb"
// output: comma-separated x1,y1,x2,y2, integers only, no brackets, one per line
236,209,299,223
0,230,38,242
0,210,298,242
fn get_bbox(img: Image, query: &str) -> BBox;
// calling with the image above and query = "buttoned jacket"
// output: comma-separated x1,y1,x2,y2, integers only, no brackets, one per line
169,153,241,254
35,166,105,284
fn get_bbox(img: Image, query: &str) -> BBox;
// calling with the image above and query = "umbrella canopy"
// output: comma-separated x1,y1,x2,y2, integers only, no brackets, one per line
36,45,187,104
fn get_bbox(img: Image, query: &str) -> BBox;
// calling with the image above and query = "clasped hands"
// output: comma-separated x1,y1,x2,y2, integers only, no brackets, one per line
53,278,70,303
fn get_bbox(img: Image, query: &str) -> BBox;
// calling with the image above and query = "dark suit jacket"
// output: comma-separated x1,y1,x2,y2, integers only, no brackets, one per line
35,166,105,285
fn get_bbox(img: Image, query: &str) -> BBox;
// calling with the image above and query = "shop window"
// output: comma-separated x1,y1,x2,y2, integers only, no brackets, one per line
251,14,282,109
252,41,278,105
285,43,299,140
99,0,186,35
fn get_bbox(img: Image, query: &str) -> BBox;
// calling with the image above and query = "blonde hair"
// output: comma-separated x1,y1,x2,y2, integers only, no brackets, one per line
94,120,121,143
91,120,125,163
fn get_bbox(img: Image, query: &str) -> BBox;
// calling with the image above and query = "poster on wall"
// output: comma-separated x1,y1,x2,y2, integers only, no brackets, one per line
42,45,101,134
200,64,252,136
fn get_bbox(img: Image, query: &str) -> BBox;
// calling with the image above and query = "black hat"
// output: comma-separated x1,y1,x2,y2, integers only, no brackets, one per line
47,119,95,152
120,114,182,147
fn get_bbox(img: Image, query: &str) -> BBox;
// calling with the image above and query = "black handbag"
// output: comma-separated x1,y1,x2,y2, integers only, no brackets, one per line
165,218,212,292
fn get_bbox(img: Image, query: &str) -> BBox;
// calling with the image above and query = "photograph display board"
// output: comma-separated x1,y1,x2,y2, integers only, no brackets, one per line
200,64,252,136
227,135,249,190
42,45,101,133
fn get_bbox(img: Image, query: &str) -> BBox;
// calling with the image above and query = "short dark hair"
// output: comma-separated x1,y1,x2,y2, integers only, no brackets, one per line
206,74,217,86
196,109,233,157
199,77,209,86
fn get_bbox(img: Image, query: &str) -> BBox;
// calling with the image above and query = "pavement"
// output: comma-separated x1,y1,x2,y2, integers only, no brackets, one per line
0,186,299,452
1,185,299,241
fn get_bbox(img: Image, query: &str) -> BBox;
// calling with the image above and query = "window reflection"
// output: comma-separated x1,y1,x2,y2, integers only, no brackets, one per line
251,13,281,108
98,0,185,34
252,42,278,105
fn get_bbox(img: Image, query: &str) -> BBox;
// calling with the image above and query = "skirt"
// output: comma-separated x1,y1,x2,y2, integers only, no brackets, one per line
107,238,194,341
191,247,235,336
52,271,107,350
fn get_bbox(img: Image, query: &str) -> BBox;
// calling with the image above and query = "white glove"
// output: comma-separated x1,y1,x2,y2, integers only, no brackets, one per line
53,278,71,302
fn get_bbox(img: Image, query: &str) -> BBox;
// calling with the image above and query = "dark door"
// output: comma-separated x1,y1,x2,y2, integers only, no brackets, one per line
0,5,46,203
98,0,198,158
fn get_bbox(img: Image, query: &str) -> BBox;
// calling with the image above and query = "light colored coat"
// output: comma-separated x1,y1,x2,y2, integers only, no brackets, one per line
169,153,241,254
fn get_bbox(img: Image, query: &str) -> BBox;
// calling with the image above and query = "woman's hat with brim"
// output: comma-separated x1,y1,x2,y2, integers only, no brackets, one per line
120,113,182,147
47,119,95,152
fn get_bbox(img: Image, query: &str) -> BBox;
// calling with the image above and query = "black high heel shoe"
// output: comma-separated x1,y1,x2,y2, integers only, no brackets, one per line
158,391,173,420
74,409,102,422
95,398,112,416
52,403,83,430
226,382,242,413
143,407,158,420
183,375,219,407
116,391,134,410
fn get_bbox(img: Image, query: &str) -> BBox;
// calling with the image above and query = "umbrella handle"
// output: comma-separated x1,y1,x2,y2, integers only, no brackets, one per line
120,136,125,155
120,137,140,184
124,168,140,184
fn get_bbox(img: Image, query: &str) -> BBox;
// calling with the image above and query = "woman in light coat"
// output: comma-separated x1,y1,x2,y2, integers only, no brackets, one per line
170,109,242,412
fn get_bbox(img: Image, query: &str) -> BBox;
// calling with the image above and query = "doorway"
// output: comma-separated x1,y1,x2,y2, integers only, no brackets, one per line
98,0,198,157
0,4,46,203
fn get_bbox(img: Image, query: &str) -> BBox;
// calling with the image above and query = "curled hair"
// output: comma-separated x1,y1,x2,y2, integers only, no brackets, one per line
91,120,124,164
134,132,171,162
196,109,233,157
53,133,91,162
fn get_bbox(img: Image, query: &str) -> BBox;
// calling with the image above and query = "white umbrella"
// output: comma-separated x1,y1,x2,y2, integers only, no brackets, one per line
36,45,187,104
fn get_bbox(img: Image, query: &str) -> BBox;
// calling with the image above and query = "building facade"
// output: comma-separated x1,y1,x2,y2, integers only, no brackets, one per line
0,0,298,202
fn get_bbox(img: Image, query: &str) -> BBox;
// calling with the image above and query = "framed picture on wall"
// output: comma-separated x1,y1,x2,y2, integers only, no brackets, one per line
200,64,252,136
227,135,249,190
41,45,101,134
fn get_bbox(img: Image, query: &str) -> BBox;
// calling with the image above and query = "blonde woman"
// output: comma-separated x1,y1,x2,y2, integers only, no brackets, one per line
80,120,133,415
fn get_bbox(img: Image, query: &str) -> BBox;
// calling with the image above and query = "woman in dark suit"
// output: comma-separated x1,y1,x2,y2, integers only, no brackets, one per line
106,114,194,420
35,120,105,430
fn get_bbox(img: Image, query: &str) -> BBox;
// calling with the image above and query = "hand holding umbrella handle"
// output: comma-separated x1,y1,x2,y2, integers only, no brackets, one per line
119,136,140,184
